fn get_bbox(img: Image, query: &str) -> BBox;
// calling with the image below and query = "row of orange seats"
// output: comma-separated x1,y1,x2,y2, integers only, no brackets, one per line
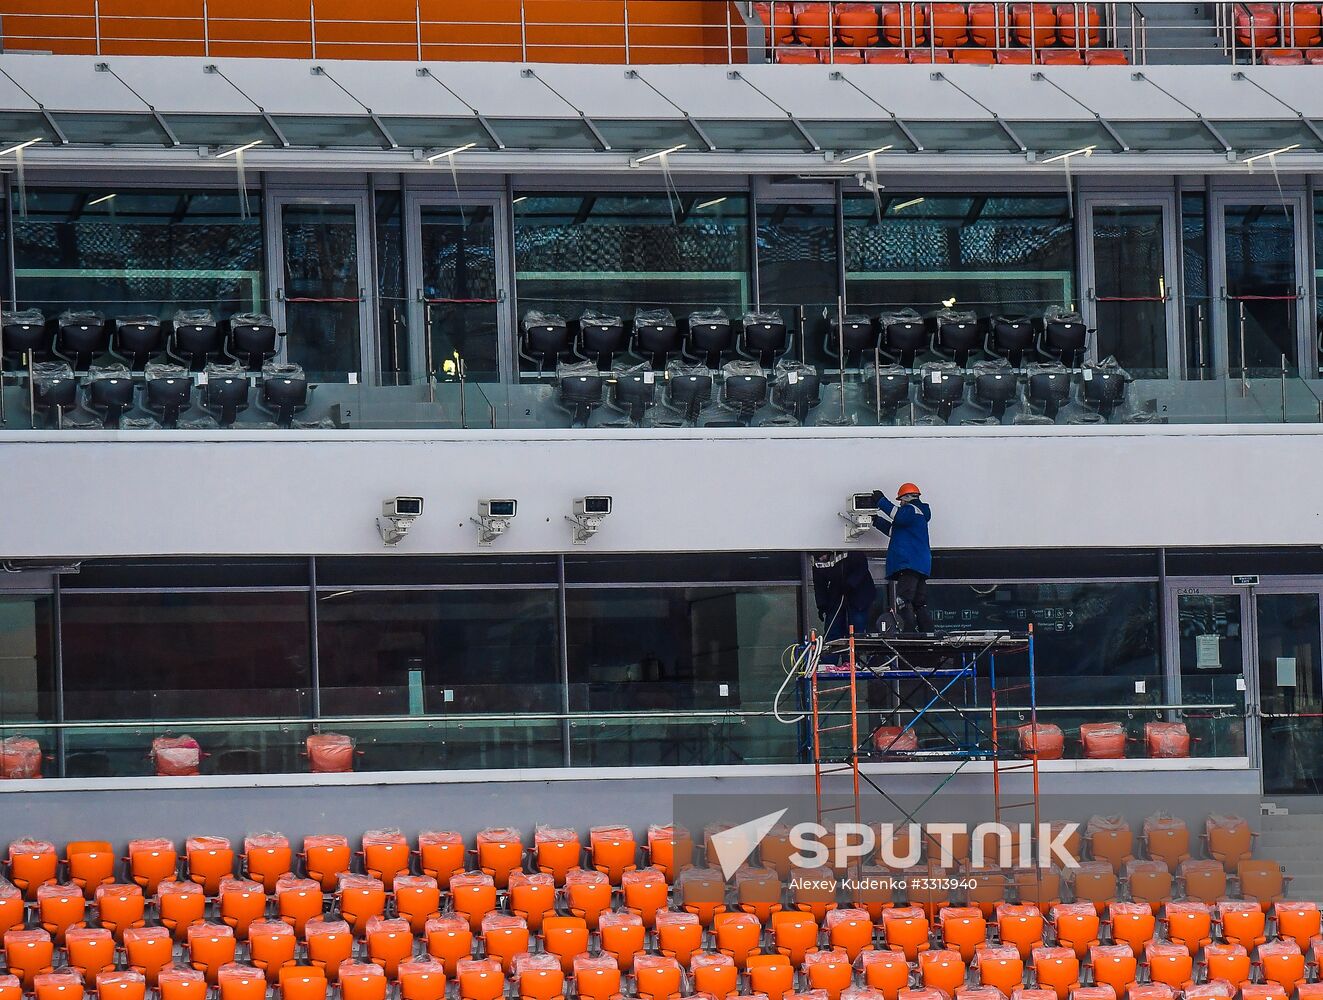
4,896,1323,1000
1234,3,1323,48
1260,47,1323,62
875,722,1188,762
756,3,1108,51
772,46,1126,62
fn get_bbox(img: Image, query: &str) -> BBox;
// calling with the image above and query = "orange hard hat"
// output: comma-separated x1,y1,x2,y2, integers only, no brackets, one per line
897,483,921,498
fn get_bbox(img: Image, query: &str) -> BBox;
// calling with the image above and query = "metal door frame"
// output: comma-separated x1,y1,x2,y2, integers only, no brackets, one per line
1164,578,1256,769
1080,192,1182,379
1209,188,1312,378
403,191,511,383
265,191,376,382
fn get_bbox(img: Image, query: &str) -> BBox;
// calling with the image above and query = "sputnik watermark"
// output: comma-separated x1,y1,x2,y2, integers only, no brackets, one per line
708,813,1080,880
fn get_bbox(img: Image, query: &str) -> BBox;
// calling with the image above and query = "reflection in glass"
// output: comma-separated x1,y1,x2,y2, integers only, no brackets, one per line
281,203,362,378
0,595,56,724
1256,592,1322,794
420,205,500,382
376,191,408,382
757,201,839,368
316,589,560,717
844,194,1074,317
1177,592,1243,678
13,189,263,321
1184,192,1211,378
1092,204,1168,376
60,592,313,720
1223,202,1298,374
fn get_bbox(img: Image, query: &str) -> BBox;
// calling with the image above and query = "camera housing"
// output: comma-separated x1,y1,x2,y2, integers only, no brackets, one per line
840,491,880,541
378,496,424,547
849,492,879,515
568,496,613,544
473,499,518,545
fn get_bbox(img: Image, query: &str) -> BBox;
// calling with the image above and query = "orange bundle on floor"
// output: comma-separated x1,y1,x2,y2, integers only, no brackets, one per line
306,734,354,773
1079,722,1126,759
873,726,919,753
0,737,42,779
1016,723,1064,760
152,736,202,777
1144,722,1189,758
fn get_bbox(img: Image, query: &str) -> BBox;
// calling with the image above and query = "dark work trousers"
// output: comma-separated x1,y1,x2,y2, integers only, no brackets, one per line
892,570,933,633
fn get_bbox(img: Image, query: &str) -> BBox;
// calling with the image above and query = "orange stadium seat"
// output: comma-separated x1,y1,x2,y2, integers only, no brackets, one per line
336,873,386,936
1050,902,1099,958
1274,900,1320,950
475,827,524,888
279,968,329,1000
33,971,83,1000
806,948,856,1000
1200,941,1251,988
837,2,883,46
1237,858,1286,908
218,877,266,940
0,881,22,936
622,867,671,928
247,920,297,981
360,829,410,890
772,910,821,966
37,882,86,944
480,912,530,976
566,866,614,928
1080,725,1127,761
508,871,557,932
186,836,235,896
301,835,351,892
749,954,798,1000
1056,3,1102,46
714,911,763,969
187,922,237,984
1144,722,1190,758
794,2,833,47
1177,859,1227,905
755,1,798,46
1235,3,1279,47
64,926,115,983
417,831,466,888
424,915,473,978
656,910,703,967
1107,902,1155,953
1257,939,1306,995
633,954,683,1000
1161,901,1211,955
514,953,564,1000
678,867,728,927
884,905,931,961
397,960,445,1000
974,944,1023,997
939,905,987,961
275,876,323,938
1143,942,1193,991
692,951,740,999
9,839,59,899
305,918,354,983
1087,945,1136,1000
1140,814,1189,871
919,948,967,997
340,963,389,1000
126,839,177,896
98,970,147,1000
1203,816,1253,873
157,879,205,940
1124,859,1171,912
541,915,591,974
882,2,929,46
366,916,415,980
393,874,441,934
574,955,622,1000
217,964,266,1000
997,903,1044,960
1032,946,1080,1000
306,734,356,773
65,841,115,899
599,911,647,972
825,907,874,960
124,925,173,986
243,833,293,892
646,825,694,883
157,968,208,1000
1216,900,1266,949
533,826,581,885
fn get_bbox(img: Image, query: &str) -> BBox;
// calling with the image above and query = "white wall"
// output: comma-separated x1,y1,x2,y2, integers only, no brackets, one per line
1,424,1320,558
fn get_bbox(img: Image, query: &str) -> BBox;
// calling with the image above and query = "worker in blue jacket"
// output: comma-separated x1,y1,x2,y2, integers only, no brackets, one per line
873,482,934,634
812,550,877,644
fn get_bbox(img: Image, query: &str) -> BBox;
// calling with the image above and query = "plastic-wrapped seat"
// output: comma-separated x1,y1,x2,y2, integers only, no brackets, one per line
1141,814,1189,870
337,873,386,936
1025,362,1070,420
397,959,444,1000
185,836,234,896
279,968,329,1000
632,307,680,369
187,922,237,983
158,968,207,1000
557,361,606,426
393,874,441,934
685,309,733,368
1081,358,1129,420
645,825,693,883
37,882,86,944
305,918,353,983
150,733,201,778
508,871,556,932
1176,858,1225,905
301,835,351,892
1161,900,1210,956
565,866,613,929
1039,306,1087,367
0,737,43,780
340,963,389,1000
574,954,622,1000
226,312,280,371
1080,724,1127,761
940,905,987,962
98,969,146,1000
879,308,928,367
417,831,465,889
64,926,114,982
655,910,702,966
719,360,769,424
247,920,296,981
598,911,646,972
123,925,171,985
1124,859,1171,912
996,903,1044,960
1236,858,1287,908
933,308,980,367
661,365,713,426
111,316,163,370
84,364,135,428
1,308,49,364
1065,860,1116,913
63,842,112,900
55,309,108,370
1016,721,1064,760
259,362,308,427
143,362,192,428
713,910,763,969
1201,941,1250,988
986,315,1035,367
218,876,265,940
1144,721,1189,758
157,880,205,941
1273,899,1319,950
170,309,222,370
918,361,964,423
242,834,292,894
306,734,356,774
862,363,912,424
770,361,821,424
200,362,249,427
423,915,472,978
826,312,877,364
366,915,415,979
1106,901,1155,953
522,310,570,373
605,368,658,426
31,362,79,428
449,871,498,932
1088,944,1136,999
540,915,590,974
589,825,637,884
971,360,1017,420
739,309,789,367
1203,815,1254,874
474,827,523,888
358,829,409,891
1216,899,1266,948
633,954,683,1000
574,310,626,369
513,953,563,1000
806,948,855,1000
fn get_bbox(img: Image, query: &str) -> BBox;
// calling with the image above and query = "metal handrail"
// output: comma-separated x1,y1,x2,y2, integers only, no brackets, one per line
0,2,1294,66
0,701,1242,731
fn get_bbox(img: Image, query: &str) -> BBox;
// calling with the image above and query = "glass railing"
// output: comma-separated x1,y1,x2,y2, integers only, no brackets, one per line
0,676,1247,779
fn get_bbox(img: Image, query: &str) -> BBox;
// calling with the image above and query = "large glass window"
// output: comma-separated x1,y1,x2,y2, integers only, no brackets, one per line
60,592,313,720
0,594,56,724
514,192,750,372
12,189,264,321
419,203,501,383
757,200,839,368
1184,190,1211,378
843,193,1075,319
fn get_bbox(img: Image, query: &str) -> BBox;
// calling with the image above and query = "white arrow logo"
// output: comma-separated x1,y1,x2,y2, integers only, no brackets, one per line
708,809,789,880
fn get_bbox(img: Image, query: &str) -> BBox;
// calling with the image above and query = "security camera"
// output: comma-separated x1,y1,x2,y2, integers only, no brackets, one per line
378,496,424,547
472,499,517,546
568,496,613,544
839,491,879,541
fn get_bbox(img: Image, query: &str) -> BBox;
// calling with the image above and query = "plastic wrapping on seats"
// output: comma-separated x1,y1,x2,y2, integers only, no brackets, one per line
3,308,44,326
1065,411,1106,424
535,826,578,845
337,873,383,892
1144,722,1190,758
564,867,609,886
1043,305,1083,325
173,309,215,327
157,879,202,904
449,871,494,889
1016,722,1064,760
424,914,470,935
578,309,619,330
58,309,104,327
152,736,202,777
722,359,765,380
117,314,161,328
877,307,923,328
366,915,410,935
688,308,728,325
633,307,675,327
872,725,918,753
32,361,73,392
230,312,274,328
87,363,132,385
121,417,163,430
261,362,305,381
362,829,407,847
306,733,355,773
741,308,784,327
960,416,1001,426
1185,985,1235,1000
10,838,56,858
1011,410,1055,425
557,360,601,381
419,831,463,847
186,835,230,853
203,361,247,380
830,310,872,328
935,307,978,327
1142,812,1185,835
245,832,288,854
513,953,560,975
1079,723,1127,759
177,417,220,431
590,826,634,844
145,362,189,382
476,827,520,846
293,417,336,430
0,736,42,779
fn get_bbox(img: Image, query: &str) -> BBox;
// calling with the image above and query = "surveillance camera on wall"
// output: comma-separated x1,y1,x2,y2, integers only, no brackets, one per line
839,491,879,541
568,496,612,544
378,496,424,547
473,499,517,546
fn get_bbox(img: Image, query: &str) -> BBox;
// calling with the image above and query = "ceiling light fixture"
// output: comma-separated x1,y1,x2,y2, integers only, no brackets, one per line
839,145,895,164
1040,144,1098,165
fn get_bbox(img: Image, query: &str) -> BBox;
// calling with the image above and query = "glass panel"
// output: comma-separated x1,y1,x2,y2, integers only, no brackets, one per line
1007,120,1122,155
0,595,56,724
13,188,263,321
1213,120,1323,154
593,119,705,151
270,116,388,148
315,589,561,717
0,111,60,145
163,114,280,147
696,119,811,151
488,118,600,150
904,120,1020,152
757,200,838,368
1257,592,1323,795
420,203,500,382
376,191,408,382
1223,202,1299,375
1092,204,1169,377
844,193,1075,317
62,722,312,778
1110,120,1224,152
513,193,750,374
378,116,495,150
1184,191,1212,379
1177,592,1244,680
52,112,171,146
281,202,362,379
60,592,313,720
800,120,914,154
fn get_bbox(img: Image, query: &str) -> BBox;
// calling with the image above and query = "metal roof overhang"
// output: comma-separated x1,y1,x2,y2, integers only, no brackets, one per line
1,56,1322,176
